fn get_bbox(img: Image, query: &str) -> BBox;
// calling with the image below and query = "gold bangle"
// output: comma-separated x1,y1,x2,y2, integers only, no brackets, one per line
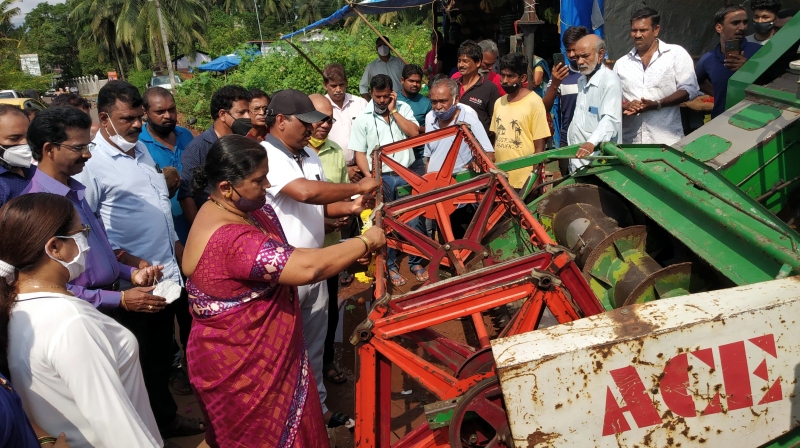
131,269,140,286
38,436,57,445
120,291,128,311
355,235,371,257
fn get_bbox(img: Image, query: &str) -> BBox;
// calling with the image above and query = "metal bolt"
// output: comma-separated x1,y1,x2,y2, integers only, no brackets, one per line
469,434,478,443
444,244,451,251
483,251,490,258
621,309,629,315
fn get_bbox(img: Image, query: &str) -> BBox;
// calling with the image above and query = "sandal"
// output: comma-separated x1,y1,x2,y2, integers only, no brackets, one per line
160,414,206,439
388,269,407,287
410,265,429,282
339,270,354,286
323,362,347,384
169,369,192,395
327,411,355,429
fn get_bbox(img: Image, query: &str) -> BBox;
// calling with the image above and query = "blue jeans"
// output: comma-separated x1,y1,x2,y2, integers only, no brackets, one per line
382,172,425,272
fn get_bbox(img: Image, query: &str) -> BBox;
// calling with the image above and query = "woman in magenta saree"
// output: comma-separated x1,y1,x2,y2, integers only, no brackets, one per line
182,136,384,448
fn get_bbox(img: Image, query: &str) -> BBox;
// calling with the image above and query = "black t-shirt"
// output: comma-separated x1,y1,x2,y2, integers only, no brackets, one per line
458,76,500,133
438,42,458,76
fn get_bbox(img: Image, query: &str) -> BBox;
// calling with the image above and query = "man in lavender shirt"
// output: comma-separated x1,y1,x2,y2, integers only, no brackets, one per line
22,106,166,312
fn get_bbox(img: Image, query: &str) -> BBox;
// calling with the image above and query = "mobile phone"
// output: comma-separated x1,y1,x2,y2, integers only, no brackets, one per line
724,40,740,58
553,53,567,68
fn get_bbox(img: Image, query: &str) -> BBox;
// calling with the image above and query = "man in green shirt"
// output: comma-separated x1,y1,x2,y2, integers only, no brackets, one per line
308,93,351,385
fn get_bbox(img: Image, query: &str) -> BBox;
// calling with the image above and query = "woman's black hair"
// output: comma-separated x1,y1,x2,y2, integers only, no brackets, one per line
193,134,268,194
0,193,76,378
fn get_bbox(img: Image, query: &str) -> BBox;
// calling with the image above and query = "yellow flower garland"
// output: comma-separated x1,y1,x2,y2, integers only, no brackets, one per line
354,208,376,283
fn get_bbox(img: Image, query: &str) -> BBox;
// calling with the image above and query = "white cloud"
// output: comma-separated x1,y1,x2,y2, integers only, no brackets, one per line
12,0,66,26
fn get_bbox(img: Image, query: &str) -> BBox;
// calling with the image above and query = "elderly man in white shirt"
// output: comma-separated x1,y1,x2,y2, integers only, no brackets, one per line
614,7,699,145
568,35,623,172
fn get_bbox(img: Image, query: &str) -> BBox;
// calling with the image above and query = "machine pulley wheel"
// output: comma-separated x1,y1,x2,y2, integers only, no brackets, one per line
449,377,512,448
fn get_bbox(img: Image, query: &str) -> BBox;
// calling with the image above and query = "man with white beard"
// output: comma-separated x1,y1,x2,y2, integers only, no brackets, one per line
567,34,622,173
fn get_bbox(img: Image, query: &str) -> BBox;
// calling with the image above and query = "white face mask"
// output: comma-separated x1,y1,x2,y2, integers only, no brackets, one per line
0,144,32,168
47,233,90,282
377,45,390,57
106,119,137,152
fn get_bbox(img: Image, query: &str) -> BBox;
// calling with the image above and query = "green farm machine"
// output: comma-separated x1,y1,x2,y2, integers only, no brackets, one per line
353,14,800,448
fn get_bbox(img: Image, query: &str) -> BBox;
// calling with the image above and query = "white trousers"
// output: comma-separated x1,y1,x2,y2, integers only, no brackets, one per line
298,280,329,414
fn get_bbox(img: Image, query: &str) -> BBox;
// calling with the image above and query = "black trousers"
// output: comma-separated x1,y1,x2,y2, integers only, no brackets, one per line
113,296,181,429
323,274,339,366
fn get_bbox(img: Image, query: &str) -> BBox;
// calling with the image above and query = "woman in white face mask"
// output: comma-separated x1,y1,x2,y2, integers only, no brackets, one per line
0,193,163,448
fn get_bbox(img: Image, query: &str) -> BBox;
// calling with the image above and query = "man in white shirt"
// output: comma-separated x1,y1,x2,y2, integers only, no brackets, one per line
614,7,699,145
359,36,405,101
568,35,622,172
323,63,368,183
262,89,378,427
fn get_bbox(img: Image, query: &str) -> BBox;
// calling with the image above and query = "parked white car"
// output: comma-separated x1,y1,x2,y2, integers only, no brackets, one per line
148,75,183,90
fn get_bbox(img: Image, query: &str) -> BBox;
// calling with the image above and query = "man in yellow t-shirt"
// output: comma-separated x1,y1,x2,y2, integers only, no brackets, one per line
490,52,551,188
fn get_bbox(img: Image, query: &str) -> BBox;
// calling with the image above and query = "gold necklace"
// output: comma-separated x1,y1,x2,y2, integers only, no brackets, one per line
209,198,264,232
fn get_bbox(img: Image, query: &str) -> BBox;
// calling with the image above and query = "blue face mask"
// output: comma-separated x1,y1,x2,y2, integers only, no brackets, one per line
433,100,458,121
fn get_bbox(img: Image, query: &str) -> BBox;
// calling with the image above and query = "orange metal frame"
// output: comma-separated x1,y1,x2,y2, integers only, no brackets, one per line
352,124,603,446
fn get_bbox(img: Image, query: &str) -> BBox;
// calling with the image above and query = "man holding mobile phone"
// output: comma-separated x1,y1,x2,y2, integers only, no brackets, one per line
695,5,760,118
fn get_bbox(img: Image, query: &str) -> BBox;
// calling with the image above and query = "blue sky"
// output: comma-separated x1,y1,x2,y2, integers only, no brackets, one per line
13,0,65,26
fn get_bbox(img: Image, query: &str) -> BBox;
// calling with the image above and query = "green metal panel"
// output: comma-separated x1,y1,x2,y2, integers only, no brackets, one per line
729,103,782,130
760,427,800,448
727,12,800,111
587,143,800,285
681,134,732,162
717,120,800,213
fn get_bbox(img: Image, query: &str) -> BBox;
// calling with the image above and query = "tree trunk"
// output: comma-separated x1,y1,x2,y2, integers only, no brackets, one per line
113,42,125,80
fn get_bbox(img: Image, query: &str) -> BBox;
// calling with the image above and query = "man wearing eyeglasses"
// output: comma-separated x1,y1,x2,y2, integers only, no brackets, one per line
22,106,165,312
248,88,270,141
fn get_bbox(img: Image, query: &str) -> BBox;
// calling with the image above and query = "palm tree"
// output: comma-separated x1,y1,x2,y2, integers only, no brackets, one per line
68,0,127,78
0,0,20,40
297,0,322,26
116,0,208,70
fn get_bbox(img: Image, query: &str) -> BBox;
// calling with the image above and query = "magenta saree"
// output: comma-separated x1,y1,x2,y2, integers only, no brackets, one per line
186,205,329,447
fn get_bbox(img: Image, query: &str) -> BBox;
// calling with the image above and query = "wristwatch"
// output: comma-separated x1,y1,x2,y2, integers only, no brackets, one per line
390,109,398,115
656,100,662,111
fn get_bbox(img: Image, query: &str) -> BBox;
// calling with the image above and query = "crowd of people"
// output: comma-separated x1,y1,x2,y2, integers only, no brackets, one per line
0,2,793,447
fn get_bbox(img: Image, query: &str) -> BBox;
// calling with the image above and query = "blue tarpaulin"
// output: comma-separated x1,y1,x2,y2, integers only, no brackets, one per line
197,54,241,72
559,0,605,54
281,0,434,40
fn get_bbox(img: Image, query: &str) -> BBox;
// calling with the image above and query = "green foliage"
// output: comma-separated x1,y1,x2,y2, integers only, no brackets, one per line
126,69,152,93
206,7,259,58
77,42,114,77
0,59,52,92
20,3,81,78
175,23,431,131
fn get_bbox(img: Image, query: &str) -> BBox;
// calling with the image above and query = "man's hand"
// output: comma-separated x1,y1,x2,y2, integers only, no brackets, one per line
640,98,659,112
576,142,595,158
132,265,164,286
163,167,180,198
356,176,380,194
388,91,398,111
124,287,167,313
348,165,364,183
116,250,151,269
724,52,747,71
551,63,569,86
623,99,644,115
351,193,376,214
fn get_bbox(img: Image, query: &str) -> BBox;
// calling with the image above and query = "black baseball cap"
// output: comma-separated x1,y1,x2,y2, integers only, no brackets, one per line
266,89,328,124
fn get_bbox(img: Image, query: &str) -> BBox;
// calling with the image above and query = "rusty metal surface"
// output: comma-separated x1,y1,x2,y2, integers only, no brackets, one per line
492,276,800,447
